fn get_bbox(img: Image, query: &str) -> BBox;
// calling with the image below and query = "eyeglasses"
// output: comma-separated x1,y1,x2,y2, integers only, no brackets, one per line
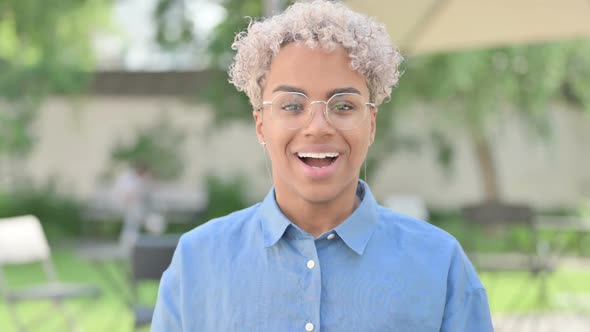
261,92,376,131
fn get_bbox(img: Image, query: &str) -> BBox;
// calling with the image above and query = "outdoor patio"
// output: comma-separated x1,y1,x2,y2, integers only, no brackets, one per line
1,219,589,331
1,0,590,331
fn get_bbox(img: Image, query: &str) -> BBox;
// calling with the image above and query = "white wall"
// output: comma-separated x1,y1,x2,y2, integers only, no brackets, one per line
25,96,268,201
22,96,590,210
371,104,590,209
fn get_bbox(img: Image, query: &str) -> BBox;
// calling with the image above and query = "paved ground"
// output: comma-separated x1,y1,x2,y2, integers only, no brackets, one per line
494,313,590,332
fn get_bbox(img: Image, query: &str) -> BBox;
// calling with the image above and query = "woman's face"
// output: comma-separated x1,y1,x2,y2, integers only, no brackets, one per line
254,42,376,205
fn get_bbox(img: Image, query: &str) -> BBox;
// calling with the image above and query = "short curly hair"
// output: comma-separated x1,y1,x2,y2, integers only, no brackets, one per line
228,0,403,110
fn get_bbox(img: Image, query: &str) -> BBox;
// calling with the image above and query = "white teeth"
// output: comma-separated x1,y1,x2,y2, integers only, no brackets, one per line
297,152,339,159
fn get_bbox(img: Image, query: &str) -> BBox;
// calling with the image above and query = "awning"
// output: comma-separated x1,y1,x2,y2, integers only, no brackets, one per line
344,0,590,55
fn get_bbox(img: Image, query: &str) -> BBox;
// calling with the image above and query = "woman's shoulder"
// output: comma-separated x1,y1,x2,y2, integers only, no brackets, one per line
179,203,262,246
376,205,459,248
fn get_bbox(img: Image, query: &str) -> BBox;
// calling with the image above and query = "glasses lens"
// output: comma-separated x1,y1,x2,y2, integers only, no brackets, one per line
327,93,367,130
268,92,370,130
271,92,309,129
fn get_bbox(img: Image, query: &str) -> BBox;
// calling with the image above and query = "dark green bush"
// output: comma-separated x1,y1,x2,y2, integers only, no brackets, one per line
200,174,251,222
105,115,187,182
0,179,84,239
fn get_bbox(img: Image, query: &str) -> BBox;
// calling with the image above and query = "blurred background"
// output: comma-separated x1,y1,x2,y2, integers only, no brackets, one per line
0,0,589,331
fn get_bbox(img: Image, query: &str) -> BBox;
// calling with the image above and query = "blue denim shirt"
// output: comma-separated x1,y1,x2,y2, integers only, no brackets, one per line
151,181,493,331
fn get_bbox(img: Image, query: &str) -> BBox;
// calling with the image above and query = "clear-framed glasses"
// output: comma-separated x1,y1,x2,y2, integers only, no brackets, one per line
261,92,376,130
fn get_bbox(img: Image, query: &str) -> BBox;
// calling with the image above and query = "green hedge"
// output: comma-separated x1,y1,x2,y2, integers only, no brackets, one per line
0,180,84,239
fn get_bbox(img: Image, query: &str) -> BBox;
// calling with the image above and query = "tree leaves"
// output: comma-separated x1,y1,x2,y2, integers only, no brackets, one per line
108,114,187,181
395,39,590,136
0,0,109,159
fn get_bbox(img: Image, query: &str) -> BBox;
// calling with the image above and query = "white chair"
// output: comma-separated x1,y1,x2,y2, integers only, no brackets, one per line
0,215,101,332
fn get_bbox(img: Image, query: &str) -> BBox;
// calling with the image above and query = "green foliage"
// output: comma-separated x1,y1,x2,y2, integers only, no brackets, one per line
564,42,590,113
107,115,187,181
0,99,38,157
0,0,106,97
205,0,267,68
382,40,590,200
198,69,253,130
0,179,84,237
200,174,250,222
0,0,109,159
393,40,590,138
195,0,266,125
154,0,193,50
429,207,590,256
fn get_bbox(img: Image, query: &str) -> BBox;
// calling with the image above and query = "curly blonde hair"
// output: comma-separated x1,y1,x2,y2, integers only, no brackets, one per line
228,0,403,110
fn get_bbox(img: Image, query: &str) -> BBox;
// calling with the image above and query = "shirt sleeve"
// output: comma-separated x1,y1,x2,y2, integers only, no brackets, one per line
151,243,184,332
440,243,494,332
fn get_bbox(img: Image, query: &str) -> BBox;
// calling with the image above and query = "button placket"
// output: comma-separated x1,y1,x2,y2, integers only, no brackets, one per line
297,235,321,332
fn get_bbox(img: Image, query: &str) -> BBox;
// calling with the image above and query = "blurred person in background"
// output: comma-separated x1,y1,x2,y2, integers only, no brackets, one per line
152,1,493,331
114,162,165,248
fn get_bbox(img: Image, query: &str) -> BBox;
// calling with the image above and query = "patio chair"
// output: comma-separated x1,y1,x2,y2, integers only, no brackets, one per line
461,203,556,308
130,234,179,330
0,215,101,332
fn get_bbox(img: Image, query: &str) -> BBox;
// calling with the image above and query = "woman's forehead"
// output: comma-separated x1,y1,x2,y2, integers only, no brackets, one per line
264,42,369,97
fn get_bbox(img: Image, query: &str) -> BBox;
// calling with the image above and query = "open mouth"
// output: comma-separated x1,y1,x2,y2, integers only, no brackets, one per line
296,152,339,169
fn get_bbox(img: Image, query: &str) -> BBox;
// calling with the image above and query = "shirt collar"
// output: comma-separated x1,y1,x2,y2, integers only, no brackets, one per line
333,180,379,255
259,189,292,248
259,180,380,255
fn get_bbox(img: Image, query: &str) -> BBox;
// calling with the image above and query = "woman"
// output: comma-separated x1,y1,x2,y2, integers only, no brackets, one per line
152,1,493,331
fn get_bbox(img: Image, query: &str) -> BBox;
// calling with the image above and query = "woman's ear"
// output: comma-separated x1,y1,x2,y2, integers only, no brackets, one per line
253,110,265,145
369,108,378,146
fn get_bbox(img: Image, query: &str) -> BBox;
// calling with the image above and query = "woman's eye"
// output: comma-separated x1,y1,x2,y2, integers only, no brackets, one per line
331,102,354,111
281,103,304,111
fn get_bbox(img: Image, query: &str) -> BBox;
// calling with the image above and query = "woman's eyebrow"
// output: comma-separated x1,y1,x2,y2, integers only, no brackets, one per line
326,87,361,98
272,85,307,94
271,85,362,98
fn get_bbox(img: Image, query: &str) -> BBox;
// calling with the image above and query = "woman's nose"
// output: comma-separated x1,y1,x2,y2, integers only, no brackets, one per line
305,102,331,129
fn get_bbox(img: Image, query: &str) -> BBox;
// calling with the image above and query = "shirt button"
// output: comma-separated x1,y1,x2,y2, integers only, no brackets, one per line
306,260,315,269
327,233,335,240
305,322,314,331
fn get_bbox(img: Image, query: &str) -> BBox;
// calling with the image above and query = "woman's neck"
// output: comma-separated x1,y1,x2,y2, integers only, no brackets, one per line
274,181,361,238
